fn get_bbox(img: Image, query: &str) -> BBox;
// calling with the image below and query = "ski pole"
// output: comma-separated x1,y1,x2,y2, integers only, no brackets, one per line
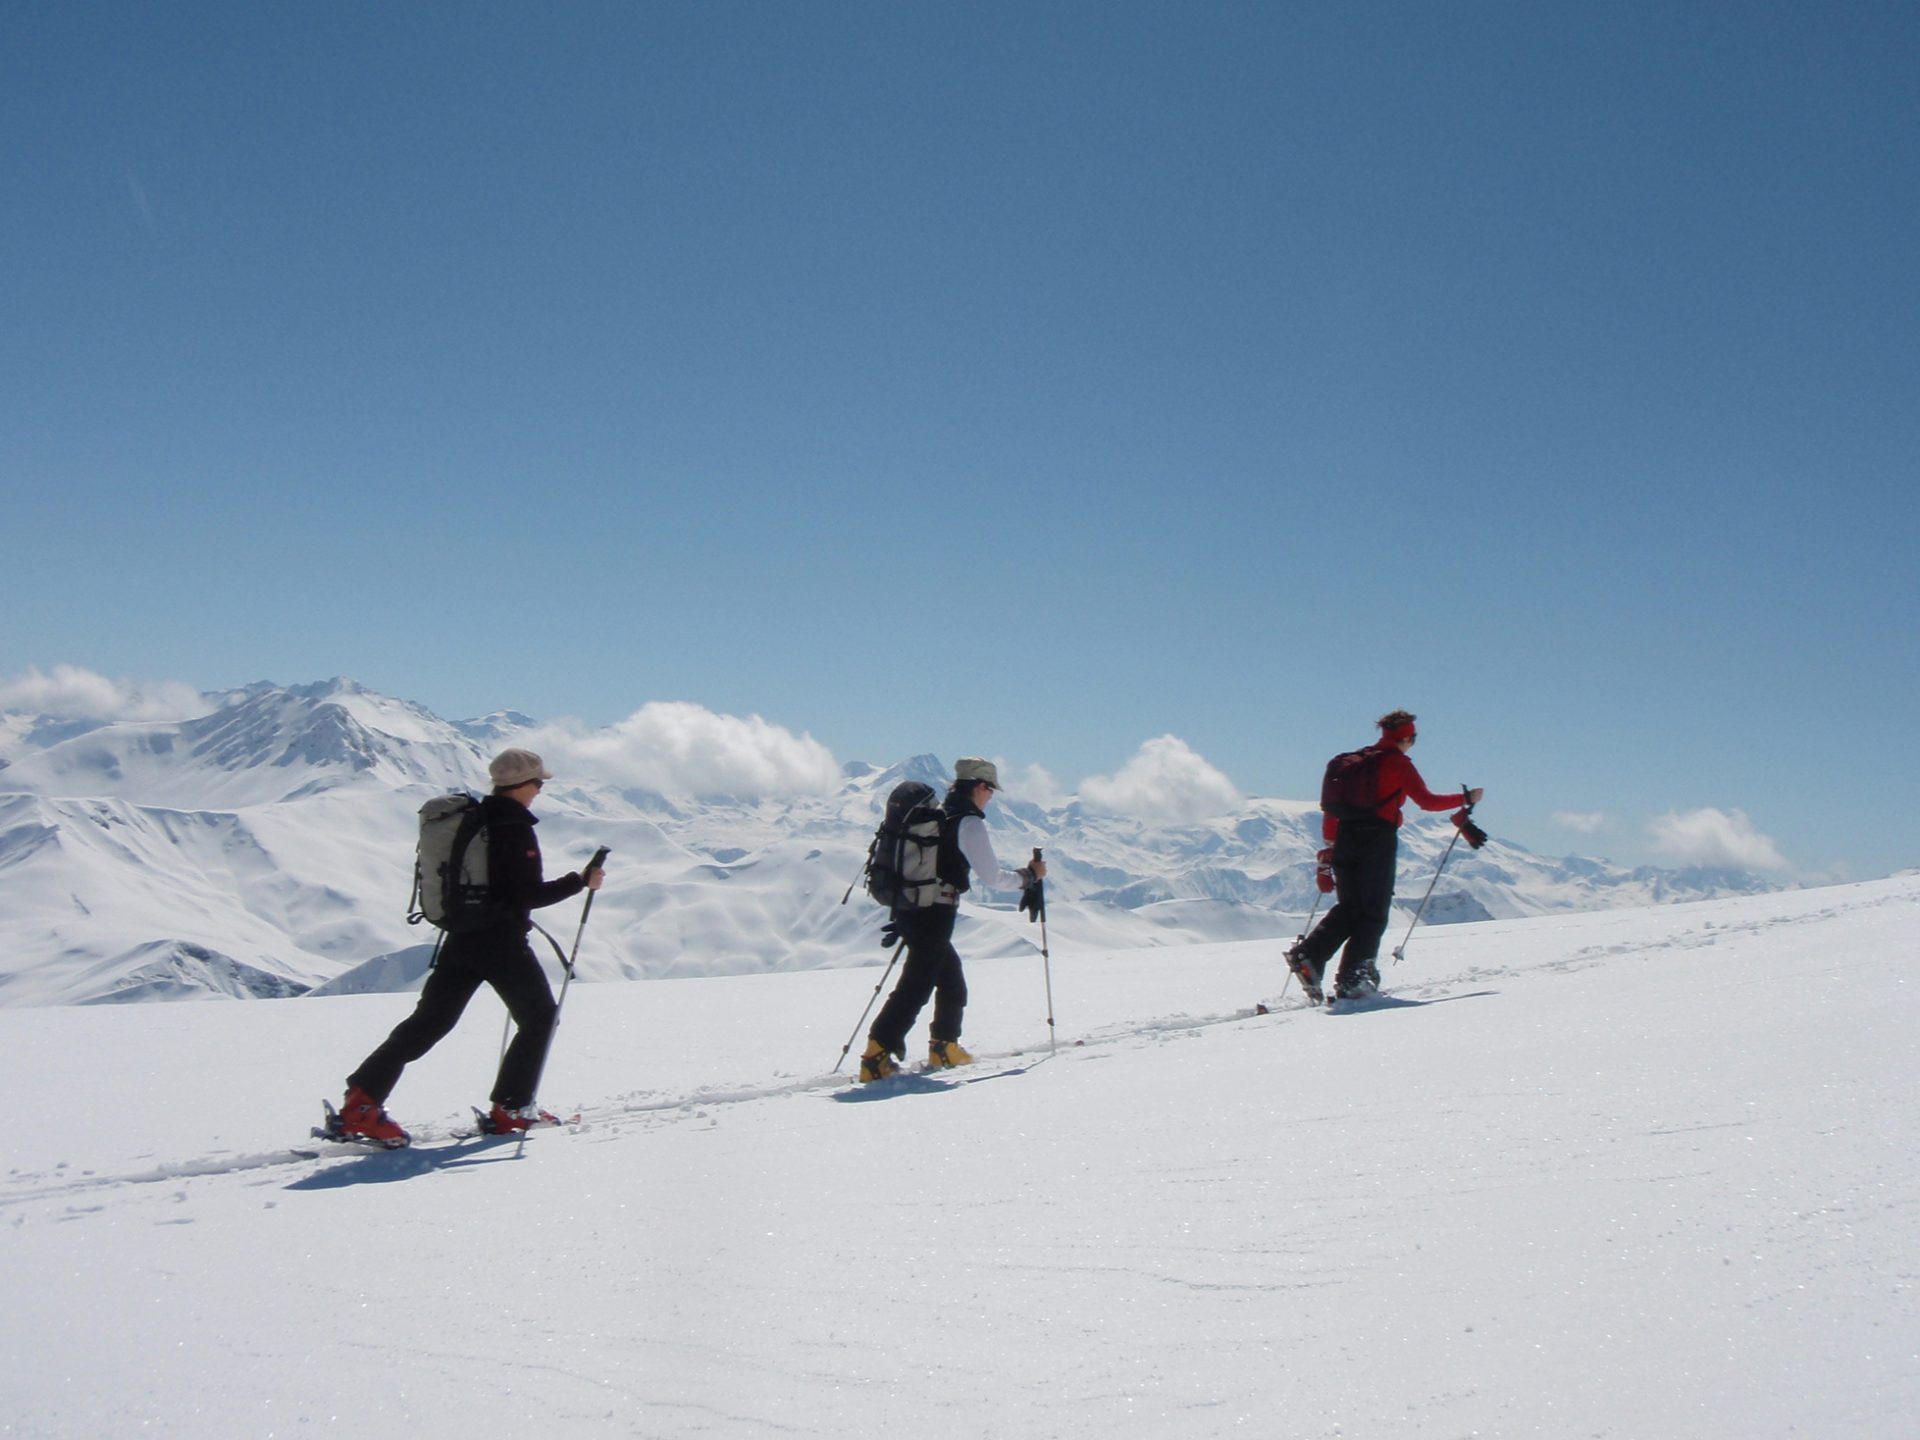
523,846,610,1101
833,934,907,1072
554,846,611,1015
1028,848,1056,1053
500,846,609,1065
1392,831,1459,964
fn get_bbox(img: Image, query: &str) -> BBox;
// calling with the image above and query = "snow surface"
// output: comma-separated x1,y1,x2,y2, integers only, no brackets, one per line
2,877,1915,1437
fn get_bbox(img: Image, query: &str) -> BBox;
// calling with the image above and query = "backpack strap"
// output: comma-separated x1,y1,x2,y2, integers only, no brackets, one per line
448,804,488,881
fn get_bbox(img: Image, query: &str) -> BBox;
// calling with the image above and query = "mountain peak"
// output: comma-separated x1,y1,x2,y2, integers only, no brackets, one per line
287,677,369,702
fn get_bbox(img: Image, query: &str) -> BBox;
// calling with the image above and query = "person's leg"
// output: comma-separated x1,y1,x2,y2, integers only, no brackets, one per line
346,959,485,1102
485,942,560,1110
923,909,968,1043
1335,828,1399,994
1290,830,1370,991
869,909,948,1057
1294,902,1353,969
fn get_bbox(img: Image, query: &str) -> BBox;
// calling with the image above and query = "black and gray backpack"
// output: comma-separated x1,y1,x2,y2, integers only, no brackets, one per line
861,780,947,915
407,793,501,933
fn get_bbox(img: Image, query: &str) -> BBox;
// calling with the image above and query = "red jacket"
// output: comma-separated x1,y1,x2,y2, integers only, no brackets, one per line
1322,744,1466,842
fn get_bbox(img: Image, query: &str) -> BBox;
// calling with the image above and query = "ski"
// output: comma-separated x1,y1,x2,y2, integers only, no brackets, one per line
301,1139,405,1158
1252,996,1319,1015
839,1056,1040,1097
1325,988,1390,1012
449,1106,582,1140
291,1139,412,1158
304,1098,581,1151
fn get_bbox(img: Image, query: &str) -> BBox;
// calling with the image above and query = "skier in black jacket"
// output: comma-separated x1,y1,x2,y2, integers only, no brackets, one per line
336,748,605,1145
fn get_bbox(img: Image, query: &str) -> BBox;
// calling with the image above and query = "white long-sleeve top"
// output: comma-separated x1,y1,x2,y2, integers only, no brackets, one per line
950,813,1029,893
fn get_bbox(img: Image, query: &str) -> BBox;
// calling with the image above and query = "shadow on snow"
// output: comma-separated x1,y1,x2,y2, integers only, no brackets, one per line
284,1134,529,1189
1325,989,1499,1014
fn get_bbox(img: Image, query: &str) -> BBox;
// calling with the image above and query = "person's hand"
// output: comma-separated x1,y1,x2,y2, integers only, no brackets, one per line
1466,787,1485,807
584,866,606,891
1029,857,1047,880
1451,810,1490,849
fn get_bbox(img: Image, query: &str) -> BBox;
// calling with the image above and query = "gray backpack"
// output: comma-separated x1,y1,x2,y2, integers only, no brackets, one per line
407,793,501,933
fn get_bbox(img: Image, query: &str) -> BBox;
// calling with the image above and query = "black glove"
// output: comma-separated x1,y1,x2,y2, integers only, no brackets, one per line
1019,877,1046,923
1451,809,1489,850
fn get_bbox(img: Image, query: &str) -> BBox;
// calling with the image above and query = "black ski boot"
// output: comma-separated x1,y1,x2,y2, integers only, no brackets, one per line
1285,941,1325,1006
1332,962,1381,1005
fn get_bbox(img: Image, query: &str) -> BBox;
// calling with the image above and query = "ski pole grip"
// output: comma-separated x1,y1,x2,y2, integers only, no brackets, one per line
587,845,611,875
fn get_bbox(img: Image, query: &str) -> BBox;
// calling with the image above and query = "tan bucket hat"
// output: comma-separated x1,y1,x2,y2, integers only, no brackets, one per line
488,747,554,788
953,757,1001,791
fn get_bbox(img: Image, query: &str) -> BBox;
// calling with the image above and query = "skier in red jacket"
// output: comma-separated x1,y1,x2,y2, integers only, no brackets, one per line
1287,711,1483,1003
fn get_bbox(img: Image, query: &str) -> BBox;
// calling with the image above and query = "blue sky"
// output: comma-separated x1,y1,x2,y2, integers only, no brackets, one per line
4,2,1916,879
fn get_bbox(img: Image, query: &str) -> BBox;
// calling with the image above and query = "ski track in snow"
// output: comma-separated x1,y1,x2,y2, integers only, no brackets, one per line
5,1006,1286,1213
1,885,1873,1218
4,1039,1145,1212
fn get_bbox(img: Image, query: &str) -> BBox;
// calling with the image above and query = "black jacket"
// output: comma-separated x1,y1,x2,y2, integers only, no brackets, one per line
480,793,586,932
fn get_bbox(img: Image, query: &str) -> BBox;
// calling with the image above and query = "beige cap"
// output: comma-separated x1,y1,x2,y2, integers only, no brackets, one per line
489,747,554,788
954,757,1001,791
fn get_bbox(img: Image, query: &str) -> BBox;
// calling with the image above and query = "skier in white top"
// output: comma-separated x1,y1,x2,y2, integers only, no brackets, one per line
859,757,1045,1081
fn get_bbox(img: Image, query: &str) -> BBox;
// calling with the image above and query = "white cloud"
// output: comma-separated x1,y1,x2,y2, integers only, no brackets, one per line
1078,735,1241,826
1646,807,1793,874
536,701,841,798
0,664,208,722
1553,810,1608,834
998,761,1067,808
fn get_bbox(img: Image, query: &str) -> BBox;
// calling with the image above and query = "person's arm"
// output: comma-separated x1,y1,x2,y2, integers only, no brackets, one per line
1390,753,1468,814
954,814,1032,891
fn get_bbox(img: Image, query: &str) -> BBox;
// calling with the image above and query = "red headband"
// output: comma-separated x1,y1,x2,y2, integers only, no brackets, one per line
1382,721,1416,743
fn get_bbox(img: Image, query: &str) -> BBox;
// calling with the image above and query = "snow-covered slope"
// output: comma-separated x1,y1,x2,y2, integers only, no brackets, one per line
1,878,1913,1437
0,679,1786,1006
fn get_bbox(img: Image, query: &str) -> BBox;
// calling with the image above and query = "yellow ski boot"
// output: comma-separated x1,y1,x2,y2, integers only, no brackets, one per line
927,1039,975,1070
858,1039,900,1083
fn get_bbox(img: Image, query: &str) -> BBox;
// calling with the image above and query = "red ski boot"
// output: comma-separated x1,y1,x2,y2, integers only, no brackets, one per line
333,1087,411,1148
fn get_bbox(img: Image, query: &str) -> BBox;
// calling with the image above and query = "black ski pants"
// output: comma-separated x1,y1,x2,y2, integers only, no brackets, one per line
1297,818,1398,990
347,929,558,1110
869,904,966,1056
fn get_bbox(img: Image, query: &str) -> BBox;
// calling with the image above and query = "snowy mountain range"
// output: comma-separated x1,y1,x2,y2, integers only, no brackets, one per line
0,678,1782,1006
